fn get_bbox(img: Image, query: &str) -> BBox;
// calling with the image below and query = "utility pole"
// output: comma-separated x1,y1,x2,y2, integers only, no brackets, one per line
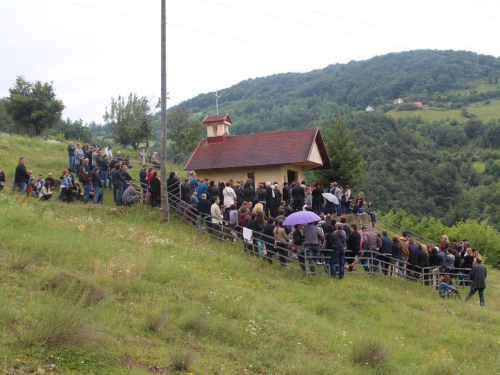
214,89,220,115
160,0,169,222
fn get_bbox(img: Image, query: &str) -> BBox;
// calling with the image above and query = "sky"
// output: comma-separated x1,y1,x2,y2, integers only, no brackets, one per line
1,0,499,124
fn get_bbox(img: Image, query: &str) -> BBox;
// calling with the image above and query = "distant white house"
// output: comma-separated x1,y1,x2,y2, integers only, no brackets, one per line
413,102,423,107
393,98,404,104
366,106,376,112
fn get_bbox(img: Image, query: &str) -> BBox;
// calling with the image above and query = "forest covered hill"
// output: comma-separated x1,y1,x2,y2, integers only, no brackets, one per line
179,49,500,133
171,50,500,229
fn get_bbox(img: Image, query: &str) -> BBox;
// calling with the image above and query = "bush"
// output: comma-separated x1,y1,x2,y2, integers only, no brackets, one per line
144,310,168,332
351,337,391,368
169,349,197,371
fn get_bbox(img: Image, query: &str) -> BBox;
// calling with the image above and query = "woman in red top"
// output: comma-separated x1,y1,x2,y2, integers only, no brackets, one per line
147,167,154,187
439,235,450,251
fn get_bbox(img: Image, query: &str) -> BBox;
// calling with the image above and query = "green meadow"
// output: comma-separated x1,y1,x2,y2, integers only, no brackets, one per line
387,98,500,123
1,135,500,374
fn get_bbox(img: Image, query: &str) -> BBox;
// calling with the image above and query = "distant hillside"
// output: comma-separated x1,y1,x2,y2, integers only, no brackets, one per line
177,49,500,134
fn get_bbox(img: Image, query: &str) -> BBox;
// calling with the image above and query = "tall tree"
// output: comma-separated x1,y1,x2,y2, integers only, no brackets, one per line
168,104,204,163
311,115,363,187
103,93,157,150
5,76,64,136
0,98,16,133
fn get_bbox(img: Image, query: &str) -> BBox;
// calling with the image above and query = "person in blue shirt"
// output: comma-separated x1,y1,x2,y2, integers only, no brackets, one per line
189,172,199,191
438,275,459,298
197,178,208,199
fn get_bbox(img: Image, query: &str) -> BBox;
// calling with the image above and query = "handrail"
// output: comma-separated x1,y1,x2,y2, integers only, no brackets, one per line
163,188,469,289
376,216,439,247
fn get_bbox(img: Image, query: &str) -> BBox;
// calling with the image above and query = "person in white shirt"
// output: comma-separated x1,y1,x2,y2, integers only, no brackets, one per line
104,146,113,157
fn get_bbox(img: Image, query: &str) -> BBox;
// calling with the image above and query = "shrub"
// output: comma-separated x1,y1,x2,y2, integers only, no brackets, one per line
351,337,391,368
169,348,197,371
145,310,168,332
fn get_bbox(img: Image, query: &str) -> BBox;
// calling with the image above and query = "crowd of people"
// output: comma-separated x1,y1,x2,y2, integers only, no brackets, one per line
6,140,141,206
2,143,487,306
163,174,487,306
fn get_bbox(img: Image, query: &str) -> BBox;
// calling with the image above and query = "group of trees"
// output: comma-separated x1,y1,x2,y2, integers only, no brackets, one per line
103,93,157,151
1,76,95,144
2,76,64,136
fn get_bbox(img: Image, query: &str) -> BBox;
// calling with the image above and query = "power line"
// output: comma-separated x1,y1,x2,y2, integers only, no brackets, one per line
258,0,499,57
201,0,500,74
56,0,158,22
55,0,499,94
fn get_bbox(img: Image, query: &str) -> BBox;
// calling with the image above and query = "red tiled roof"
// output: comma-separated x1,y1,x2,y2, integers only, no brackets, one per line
202,114,232,125
184,128,332,171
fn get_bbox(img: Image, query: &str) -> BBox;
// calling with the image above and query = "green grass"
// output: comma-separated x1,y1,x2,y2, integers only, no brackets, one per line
387,98,500,123
1,136,500,374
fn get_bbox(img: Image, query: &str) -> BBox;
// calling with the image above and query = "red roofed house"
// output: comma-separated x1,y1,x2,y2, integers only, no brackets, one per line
413,102,423,107
184,114,332,185
393,98,404,104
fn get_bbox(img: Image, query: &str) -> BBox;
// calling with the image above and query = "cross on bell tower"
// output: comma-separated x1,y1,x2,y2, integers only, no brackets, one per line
214,89,220,115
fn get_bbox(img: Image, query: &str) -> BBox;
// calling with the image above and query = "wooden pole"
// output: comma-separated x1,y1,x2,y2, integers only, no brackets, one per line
160,0,169,222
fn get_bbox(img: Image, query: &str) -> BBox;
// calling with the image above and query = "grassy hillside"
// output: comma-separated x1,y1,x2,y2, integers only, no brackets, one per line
1,136,500,374
386,98,500,123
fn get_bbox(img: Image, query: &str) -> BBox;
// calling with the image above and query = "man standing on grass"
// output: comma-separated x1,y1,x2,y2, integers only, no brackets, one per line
329,223,346,279
465,258,487,306
68,141,76,171
139,164,148,197
398,231,410,279
13,157,30,193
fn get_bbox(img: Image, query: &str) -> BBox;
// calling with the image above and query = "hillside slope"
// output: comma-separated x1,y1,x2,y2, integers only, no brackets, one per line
1,136,500,374
177,50,500,134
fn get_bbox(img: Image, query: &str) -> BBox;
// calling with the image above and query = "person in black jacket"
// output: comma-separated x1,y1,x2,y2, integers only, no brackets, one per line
44,173,56,189
262,217,276,264
181,178,191,204
78,166,92,205
14,157,30,193
465,258,487,306
256,183,267,209
139,164,148,197
91,167,103,205
379,231,393,275
148,171,161,207
346,223,361,271
311,183,324,215
207,180,220,202
417,245,430,284
282,182,290,204
166,171,180,204
101,155,111,190
390,236,402,277
272,183,282,217
242,181,255,203
291,182,305,212
111,163,126,206
234,182,244,209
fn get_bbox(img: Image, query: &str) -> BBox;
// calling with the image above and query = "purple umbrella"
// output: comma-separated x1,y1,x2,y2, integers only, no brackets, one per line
283,211,321,226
